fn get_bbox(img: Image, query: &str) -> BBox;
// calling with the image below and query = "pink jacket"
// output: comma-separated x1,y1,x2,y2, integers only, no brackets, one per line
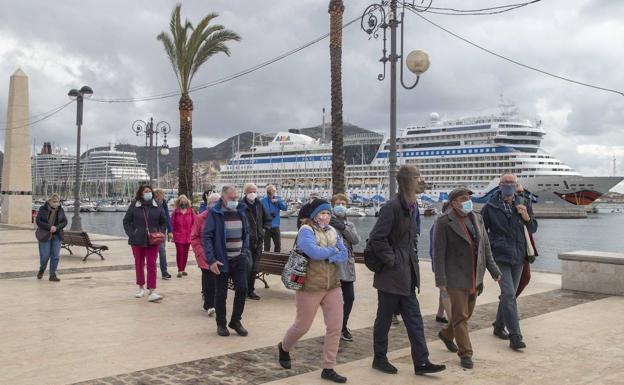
191,210,209,269
171,208,195,244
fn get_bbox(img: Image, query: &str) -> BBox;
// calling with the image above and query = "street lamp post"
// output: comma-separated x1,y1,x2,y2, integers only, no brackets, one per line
361,0,431,196
131,118,171,188
68,86,93,231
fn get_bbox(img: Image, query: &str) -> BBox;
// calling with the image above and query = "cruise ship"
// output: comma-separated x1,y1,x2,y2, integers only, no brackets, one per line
217,105,622,205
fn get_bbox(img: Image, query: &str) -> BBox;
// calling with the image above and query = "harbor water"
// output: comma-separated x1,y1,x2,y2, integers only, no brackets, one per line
68,211,624,274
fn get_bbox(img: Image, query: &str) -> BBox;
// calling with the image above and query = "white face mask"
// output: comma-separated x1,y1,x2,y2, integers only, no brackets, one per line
246,192,257,201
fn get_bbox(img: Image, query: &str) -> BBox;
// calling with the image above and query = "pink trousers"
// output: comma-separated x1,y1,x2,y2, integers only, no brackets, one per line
282,287,343,369
131,245,159,289
175,242,190,272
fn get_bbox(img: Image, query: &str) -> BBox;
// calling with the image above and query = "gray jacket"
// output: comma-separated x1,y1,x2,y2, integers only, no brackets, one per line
433,209,501,290
330,216,360,282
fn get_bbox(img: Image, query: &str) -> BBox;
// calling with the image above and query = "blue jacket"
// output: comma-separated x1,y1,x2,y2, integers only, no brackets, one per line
199,202,208,214
203,200,251,273
481,191,538,266
261,196,288,228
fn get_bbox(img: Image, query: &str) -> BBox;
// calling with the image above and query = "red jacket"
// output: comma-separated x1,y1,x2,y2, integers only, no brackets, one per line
171,208,195,244
191,210,209,269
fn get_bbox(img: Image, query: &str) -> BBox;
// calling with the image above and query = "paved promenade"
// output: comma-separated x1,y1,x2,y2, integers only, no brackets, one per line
1,224,622,385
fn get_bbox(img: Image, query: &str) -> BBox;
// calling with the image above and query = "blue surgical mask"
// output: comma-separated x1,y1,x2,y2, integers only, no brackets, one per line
226,200,238,210
461,200,473,214
500,184,516,197
143,192,153,201
333,205,347,217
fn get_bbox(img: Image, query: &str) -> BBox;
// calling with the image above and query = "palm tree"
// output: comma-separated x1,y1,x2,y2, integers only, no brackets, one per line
329,0,345,195
157,4,240,199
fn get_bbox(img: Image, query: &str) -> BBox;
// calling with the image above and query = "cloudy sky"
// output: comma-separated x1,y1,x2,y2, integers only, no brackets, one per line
1,0,623,191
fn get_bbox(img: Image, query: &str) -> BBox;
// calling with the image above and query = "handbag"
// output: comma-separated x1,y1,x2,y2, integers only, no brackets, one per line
143,208,165,246
281,236,309,290
35,228,51,242
523,225,536,263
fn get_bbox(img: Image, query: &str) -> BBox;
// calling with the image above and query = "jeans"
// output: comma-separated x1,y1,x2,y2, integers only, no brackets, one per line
494,262,524,337
341,280,355,331
158,239,169,275
38,234,62,277
374,290,429,367
201,268,216,310
263,227,281,252
215,256,248,326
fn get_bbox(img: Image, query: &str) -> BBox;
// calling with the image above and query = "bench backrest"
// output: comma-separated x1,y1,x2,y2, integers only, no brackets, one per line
63,231,91,247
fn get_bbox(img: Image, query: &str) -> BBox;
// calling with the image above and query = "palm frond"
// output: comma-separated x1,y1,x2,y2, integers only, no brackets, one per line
190,30,241,82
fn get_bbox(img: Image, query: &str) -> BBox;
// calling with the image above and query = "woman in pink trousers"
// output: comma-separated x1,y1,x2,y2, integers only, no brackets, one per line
171,194,195,278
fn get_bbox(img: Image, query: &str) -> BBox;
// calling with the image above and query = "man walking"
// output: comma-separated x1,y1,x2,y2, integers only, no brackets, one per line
241,183,271,300
481,173,538,350
204,185,251,337
369,165,446,376
434,187,502,369
261,185,287,252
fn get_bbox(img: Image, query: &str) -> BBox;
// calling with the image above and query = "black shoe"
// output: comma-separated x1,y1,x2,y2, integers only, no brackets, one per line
436,316,449,324
438,331,458,353
341,328,353,342
248,292,261,300
162,272,172,280
372,356,398,374
217,325,230,337
321,369,347,383
510,335,526,350
278,342,291,369
460,356,474,369
37,269,44,280
415,361,446,375
228,321,248,336
493,327,510,340
49,275,60,282
182,271,188,276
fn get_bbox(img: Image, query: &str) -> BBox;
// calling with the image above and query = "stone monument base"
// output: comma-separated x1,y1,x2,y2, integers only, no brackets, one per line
0,194,33,224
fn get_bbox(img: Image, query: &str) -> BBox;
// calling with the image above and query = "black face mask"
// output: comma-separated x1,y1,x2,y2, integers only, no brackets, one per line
180,203,188,209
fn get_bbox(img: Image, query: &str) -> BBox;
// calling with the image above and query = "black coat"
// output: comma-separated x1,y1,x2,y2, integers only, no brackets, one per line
240,197,272,249
369,195,421,296
122,199,168,247
481,191,538,266
36,203,68,239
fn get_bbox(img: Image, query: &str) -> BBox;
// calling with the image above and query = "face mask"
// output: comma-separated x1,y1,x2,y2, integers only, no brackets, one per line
246,192,257,201
180,203,188,209
143,192,153,201
461,200,473,214
316,215,331,228
500,184,516,197
333,205,347,217
226,200,238,210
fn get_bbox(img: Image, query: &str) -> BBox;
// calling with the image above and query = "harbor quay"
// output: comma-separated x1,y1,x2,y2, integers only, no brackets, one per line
1,225,623,385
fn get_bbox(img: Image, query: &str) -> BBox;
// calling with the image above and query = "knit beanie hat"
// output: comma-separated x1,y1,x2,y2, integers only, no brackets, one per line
308,199,332,220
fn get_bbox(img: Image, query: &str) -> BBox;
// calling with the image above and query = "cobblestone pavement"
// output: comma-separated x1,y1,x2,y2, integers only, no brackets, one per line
72,289,607,385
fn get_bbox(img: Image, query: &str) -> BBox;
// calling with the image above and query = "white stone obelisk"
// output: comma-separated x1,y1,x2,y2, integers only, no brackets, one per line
1,69,32,224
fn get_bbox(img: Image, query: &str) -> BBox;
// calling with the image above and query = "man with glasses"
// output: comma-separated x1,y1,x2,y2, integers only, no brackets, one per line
481,173,538,351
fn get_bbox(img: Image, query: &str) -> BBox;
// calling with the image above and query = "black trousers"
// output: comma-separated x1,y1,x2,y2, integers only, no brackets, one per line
341,280,355,331
373,290,430,367
247,242,264,294
215,256,248,327
263,227,281,252
201,268,216,310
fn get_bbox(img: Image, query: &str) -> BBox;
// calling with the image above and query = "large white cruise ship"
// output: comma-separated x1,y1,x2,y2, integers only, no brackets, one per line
217,105,622,205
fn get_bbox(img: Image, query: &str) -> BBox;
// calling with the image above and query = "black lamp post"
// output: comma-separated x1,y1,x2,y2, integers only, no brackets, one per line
131,118,171,187
361,0,431,196
68,85,93,231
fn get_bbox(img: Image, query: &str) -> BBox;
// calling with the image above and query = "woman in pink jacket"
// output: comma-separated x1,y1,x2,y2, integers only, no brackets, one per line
171,194,195,278
191,192,220,315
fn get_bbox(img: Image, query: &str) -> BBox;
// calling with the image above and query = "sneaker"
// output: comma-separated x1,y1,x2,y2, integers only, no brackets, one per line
341,328,353,342
391,314,400,325
247,292,261,300
510,335,526,350
148,292,163,302
460,356,474,369
217,325,230,337
438,331,458,353
37,269,44,280
49,275,60,282
135,288,145,298
436,316,449,324
372,356,398,374
493,327,510,340
321,369,347,383
228,321,248,336
415,361,446,375
162,272,172,280
278,342,291,369
206,308,216,317
181,271,188,276
177,272,183,278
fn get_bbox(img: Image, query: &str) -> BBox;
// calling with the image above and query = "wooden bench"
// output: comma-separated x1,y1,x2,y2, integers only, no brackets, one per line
61,231,109,262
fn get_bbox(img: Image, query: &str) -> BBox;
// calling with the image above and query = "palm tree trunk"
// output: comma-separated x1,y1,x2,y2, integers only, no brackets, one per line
329,0,345,195
178,94,194,199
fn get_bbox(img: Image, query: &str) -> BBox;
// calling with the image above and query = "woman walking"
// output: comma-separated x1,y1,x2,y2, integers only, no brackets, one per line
123,185,167,302
171,194,195,277
278,199,349,383
35,193,68,282
191,192,220,315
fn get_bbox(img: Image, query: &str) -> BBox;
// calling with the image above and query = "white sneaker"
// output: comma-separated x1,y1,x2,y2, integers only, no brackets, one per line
135,288,145,298
206,307,216,317
148,292,164,302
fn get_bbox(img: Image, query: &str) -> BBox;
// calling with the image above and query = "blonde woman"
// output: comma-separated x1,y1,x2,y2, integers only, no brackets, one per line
171,194,196,277
35,193,68,281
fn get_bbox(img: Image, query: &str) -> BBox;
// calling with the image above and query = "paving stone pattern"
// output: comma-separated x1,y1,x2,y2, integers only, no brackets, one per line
72,289,608,385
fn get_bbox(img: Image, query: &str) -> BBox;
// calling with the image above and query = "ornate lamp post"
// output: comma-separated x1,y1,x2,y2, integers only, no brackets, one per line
131,118,171,187
68,85,93,231
361,0,431,196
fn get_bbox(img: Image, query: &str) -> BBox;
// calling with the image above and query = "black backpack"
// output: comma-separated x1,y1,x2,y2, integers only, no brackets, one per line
363,238,383,272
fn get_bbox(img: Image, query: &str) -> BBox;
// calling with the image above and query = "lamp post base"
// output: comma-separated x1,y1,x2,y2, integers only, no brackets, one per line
70,213,82,232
